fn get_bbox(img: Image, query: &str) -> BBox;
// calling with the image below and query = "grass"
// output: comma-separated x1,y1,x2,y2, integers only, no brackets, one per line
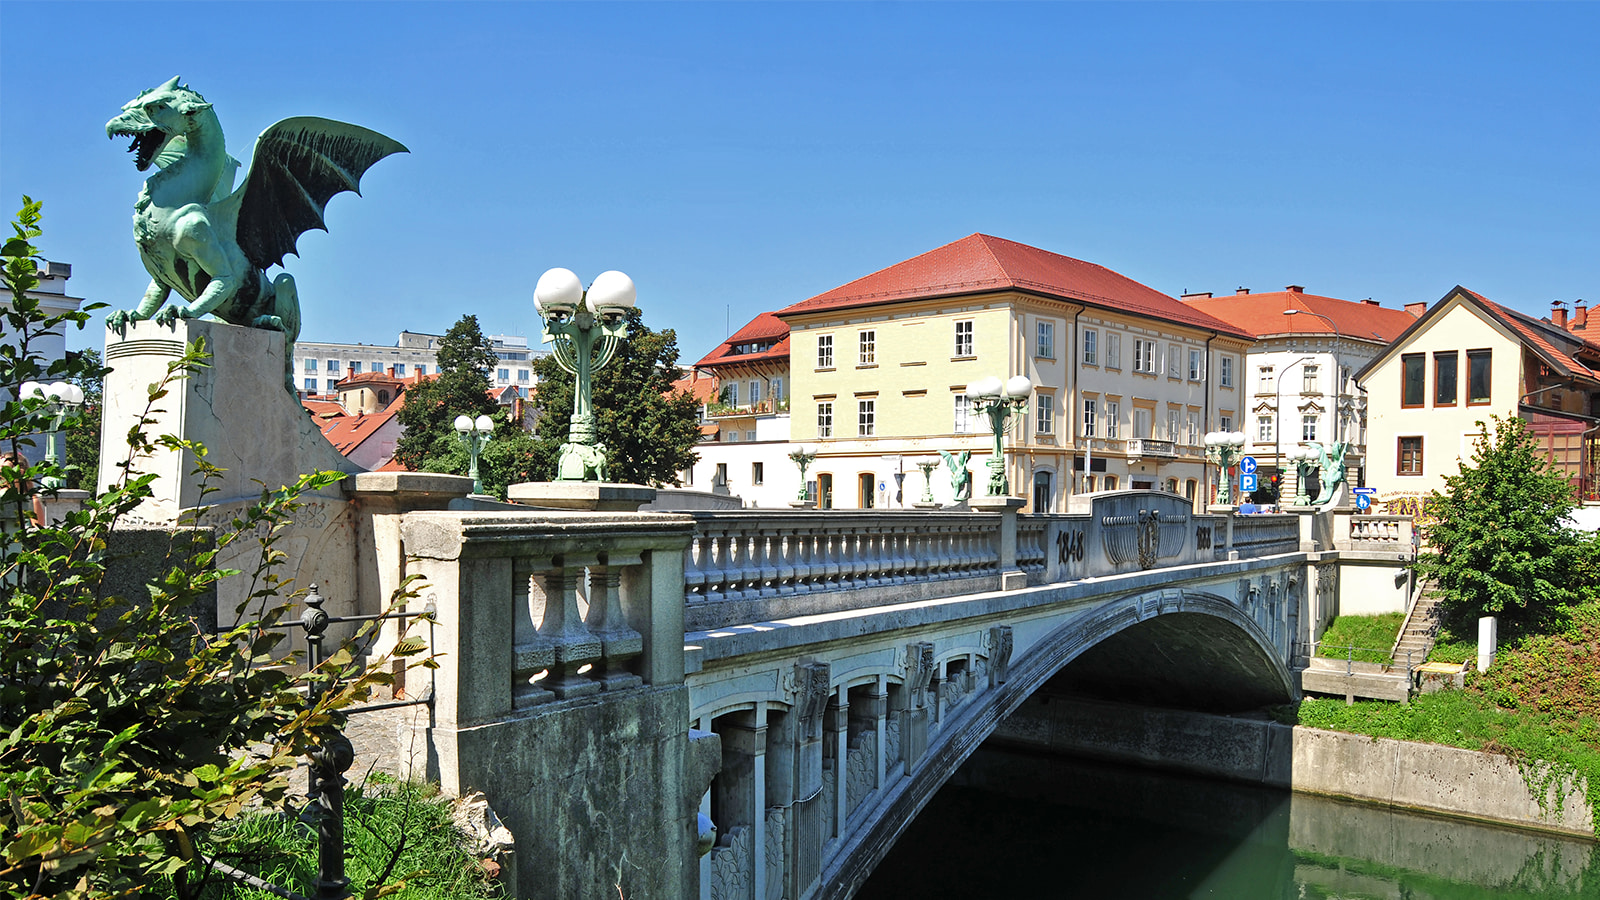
159,776,504,900
1283,598,1600,834
1316,612,1406,665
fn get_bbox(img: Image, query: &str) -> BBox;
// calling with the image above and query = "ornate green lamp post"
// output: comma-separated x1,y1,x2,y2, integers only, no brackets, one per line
917,459,939,504
534,268,636,482
965,374,1032,496
1203,430,1247,505
20,380,85,490
787,448,817,502
453,413,494,495
1286,444,1316,506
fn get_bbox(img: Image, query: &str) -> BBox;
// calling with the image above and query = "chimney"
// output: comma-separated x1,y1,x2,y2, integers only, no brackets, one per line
1235,286,1250,295
1552,300,1568,329
1285,285,1305,294
1362,299,1380,306
1404,302,1427,318
1180,291,1213,300
388,365,397,377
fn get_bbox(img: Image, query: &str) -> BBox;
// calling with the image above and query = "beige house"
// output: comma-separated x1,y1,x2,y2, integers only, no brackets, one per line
775,234,1254,512
1357,287,1600,512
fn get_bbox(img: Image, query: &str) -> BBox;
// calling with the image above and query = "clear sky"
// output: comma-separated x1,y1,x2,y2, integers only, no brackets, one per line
3,2,1596,363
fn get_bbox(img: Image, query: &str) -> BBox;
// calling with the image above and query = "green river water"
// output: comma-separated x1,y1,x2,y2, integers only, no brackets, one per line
858,746,1600,899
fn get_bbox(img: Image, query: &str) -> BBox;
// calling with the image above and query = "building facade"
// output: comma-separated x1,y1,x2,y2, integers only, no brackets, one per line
1180,286,1419,500
775,234,1255,512
1358,288,1600,511
292,331,545,399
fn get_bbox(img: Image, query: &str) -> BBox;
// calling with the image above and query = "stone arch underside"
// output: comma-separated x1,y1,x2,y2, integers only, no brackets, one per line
818,588,1296,900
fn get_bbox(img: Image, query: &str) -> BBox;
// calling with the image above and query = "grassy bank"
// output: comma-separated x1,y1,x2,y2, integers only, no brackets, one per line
1316,612,1406,665
158,778,503,899
1285,601,1600,833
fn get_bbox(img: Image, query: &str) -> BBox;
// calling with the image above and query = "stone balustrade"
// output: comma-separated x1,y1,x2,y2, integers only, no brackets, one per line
1228,513,1302,558
682,511,1003,631
1337,513,1414,551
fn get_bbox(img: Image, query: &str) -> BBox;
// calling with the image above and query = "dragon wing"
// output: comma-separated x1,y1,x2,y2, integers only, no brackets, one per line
229,116,407,270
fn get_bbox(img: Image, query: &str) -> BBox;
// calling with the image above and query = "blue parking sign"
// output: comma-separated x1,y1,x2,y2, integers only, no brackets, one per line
1240,473,1258,492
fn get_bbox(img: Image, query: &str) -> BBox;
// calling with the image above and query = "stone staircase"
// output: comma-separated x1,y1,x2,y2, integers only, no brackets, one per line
1391,584,1443,669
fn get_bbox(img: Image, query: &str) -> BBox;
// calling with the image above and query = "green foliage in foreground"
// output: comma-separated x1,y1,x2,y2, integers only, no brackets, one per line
1315,613,1405,665
163,780,502,900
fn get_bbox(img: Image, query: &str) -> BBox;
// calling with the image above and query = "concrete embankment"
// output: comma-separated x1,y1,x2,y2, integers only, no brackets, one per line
993,694,1596,839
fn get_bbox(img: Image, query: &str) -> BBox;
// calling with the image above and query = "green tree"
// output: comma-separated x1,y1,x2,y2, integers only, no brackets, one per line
1419,415,1591,630
63,347,105,491
392,314,538,498
0,198,427,897
529,307,701,486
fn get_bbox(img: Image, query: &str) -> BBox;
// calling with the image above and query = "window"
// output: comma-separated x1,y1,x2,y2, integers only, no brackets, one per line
1259,365,1275,392
750,380,762,405
1468,349,1492,404
1134,339,1157,373
1220,414,1233,432
1105,401,1120,438
858,472,876,509
1033,471,1053,512
1167,409,1180,441
1434,352,1458,406
745,430,756,442
518,369,530,383
771,377,784,401
1189,349,1203,381
1082,329,1098,365
1082,399,1097,437
1302,365,1319,393
1399,436,1423,475
725,432,739,443
1106,333,1122,368
715,463,729,485
1134,408,1151,440
1104,475,1118,491
1257,414,1274,443
858,399,875,437
498,368,510,382
304,378,317,392
304,358,317,373
859,330,876,365
326,359,339,372
1401,353,1425,407
954,320,974,357
1220,356,1234,388
1302,414,1318,442
1036,321,1055,359
817,334,834,368
394,363,406,376
955,395,973,434
1186,411,1199,444
727,383,739,407
1167,344,1183,379
1036,394,1055,435
350,361,362,374
817,402,833,438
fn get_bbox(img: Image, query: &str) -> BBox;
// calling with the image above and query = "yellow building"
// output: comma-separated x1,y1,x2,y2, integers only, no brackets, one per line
775,234,1255,512
1358,287,1600,512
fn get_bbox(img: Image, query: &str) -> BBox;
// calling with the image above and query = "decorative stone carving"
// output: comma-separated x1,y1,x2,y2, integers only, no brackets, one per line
884,716,902,773
794,662,831,742
845,731,877,816
905,642,936,710
709,825,752,900
763,807,787,900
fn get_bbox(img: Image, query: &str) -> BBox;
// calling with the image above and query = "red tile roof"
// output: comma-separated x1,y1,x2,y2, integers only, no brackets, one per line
694,311,791,369
1461,289,1600,380
775,233,1254,340
671,371,721,405
1180,289,1416,345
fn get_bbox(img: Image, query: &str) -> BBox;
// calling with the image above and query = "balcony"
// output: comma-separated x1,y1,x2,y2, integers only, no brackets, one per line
1126,438,1177,459
704,397,791,419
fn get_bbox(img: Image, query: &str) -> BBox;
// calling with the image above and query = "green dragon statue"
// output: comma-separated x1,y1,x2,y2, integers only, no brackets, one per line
105,77,406,389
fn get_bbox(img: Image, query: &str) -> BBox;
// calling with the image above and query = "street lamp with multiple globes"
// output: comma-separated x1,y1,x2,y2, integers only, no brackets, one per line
19,380,86,490
534,267,636,482
965,374,1032,496
453,413,494,495
1203,430,1247,506
1285,443,1317,506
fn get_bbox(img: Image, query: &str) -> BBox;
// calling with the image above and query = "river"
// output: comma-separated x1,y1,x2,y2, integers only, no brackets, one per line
857,746,1600,899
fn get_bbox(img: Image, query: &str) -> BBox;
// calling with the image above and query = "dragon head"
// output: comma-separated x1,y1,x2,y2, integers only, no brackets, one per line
106,76,212,172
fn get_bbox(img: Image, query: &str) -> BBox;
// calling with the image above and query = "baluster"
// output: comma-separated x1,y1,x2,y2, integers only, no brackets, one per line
511,558,554,707
584,556,643,690
534,562,602,699
860,528,882,588
703,531,727,603
773,527,797,597
683,531,708,602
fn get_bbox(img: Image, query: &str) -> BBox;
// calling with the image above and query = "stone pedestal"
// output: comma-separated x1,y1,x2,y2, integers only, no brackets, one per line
507,481,657,512
912,501,941,510
971,495,1026,590
789,499,817,509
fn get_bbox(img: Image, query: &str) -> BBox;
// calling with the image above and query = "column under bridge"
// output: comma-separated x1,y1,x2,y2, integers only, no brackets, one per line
394,491,1414,900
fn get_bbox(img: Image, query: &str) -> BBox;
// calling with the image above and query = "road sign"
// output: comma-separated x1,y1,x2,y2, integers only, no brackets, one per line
1239,456,1258,475
1352,487,1377,496
1356,494,1371,511
1240,473,1258,492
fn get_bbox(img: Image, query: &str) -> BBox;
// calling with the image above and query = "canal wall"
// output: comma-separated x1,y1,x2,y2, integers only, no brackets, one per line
993,695,1597,839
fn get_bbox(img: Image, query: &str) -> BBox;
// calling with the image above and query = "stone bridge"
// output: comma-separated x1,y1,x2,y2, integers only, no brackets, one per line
388,489,1414,900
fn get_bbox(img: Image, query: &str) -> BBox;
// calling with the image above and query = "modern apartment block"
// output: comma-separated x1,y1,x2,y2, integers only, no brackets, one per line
292,331,546,399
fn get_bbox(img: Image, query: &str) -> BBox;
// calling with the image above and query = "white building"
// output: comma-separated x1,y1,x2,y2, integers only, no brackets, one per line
8,261,85,372
292,331,545,399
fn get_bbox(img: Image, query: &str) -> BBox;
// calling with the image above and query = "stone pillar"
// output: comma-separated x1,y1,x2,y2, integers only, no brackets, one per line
972,495,1026,589
825,689,849,838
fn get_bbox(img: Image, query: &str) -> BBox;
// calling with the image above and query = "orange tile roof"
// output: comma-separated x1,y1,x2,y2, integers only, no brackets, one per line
776,233,1254,340
694,311,791,369
311,402,402,455
671,371,721,404
1181,289,1416,344
1461,289,1600,380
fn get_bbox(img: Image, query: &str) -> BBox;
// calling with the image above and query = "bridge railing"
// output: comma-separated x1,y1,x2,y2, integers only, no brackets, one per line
682,511,1003,632
1335,513,1414,552
1227,513,1301,558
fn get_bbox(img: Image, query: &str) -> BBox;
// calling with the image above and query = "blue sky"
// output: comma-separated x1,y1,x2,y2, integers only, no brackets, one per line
3,2,1596,363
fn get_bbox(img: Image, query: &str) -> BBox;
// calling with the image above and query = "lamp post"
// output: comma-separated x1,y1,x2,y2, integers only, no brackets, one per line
535,268,636,482
787,447,817,502
965,374,1032,496
453,413,494,495
1203,430,1247,505
1285,444,1316,506
917,459,939,504
20,380,86,490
